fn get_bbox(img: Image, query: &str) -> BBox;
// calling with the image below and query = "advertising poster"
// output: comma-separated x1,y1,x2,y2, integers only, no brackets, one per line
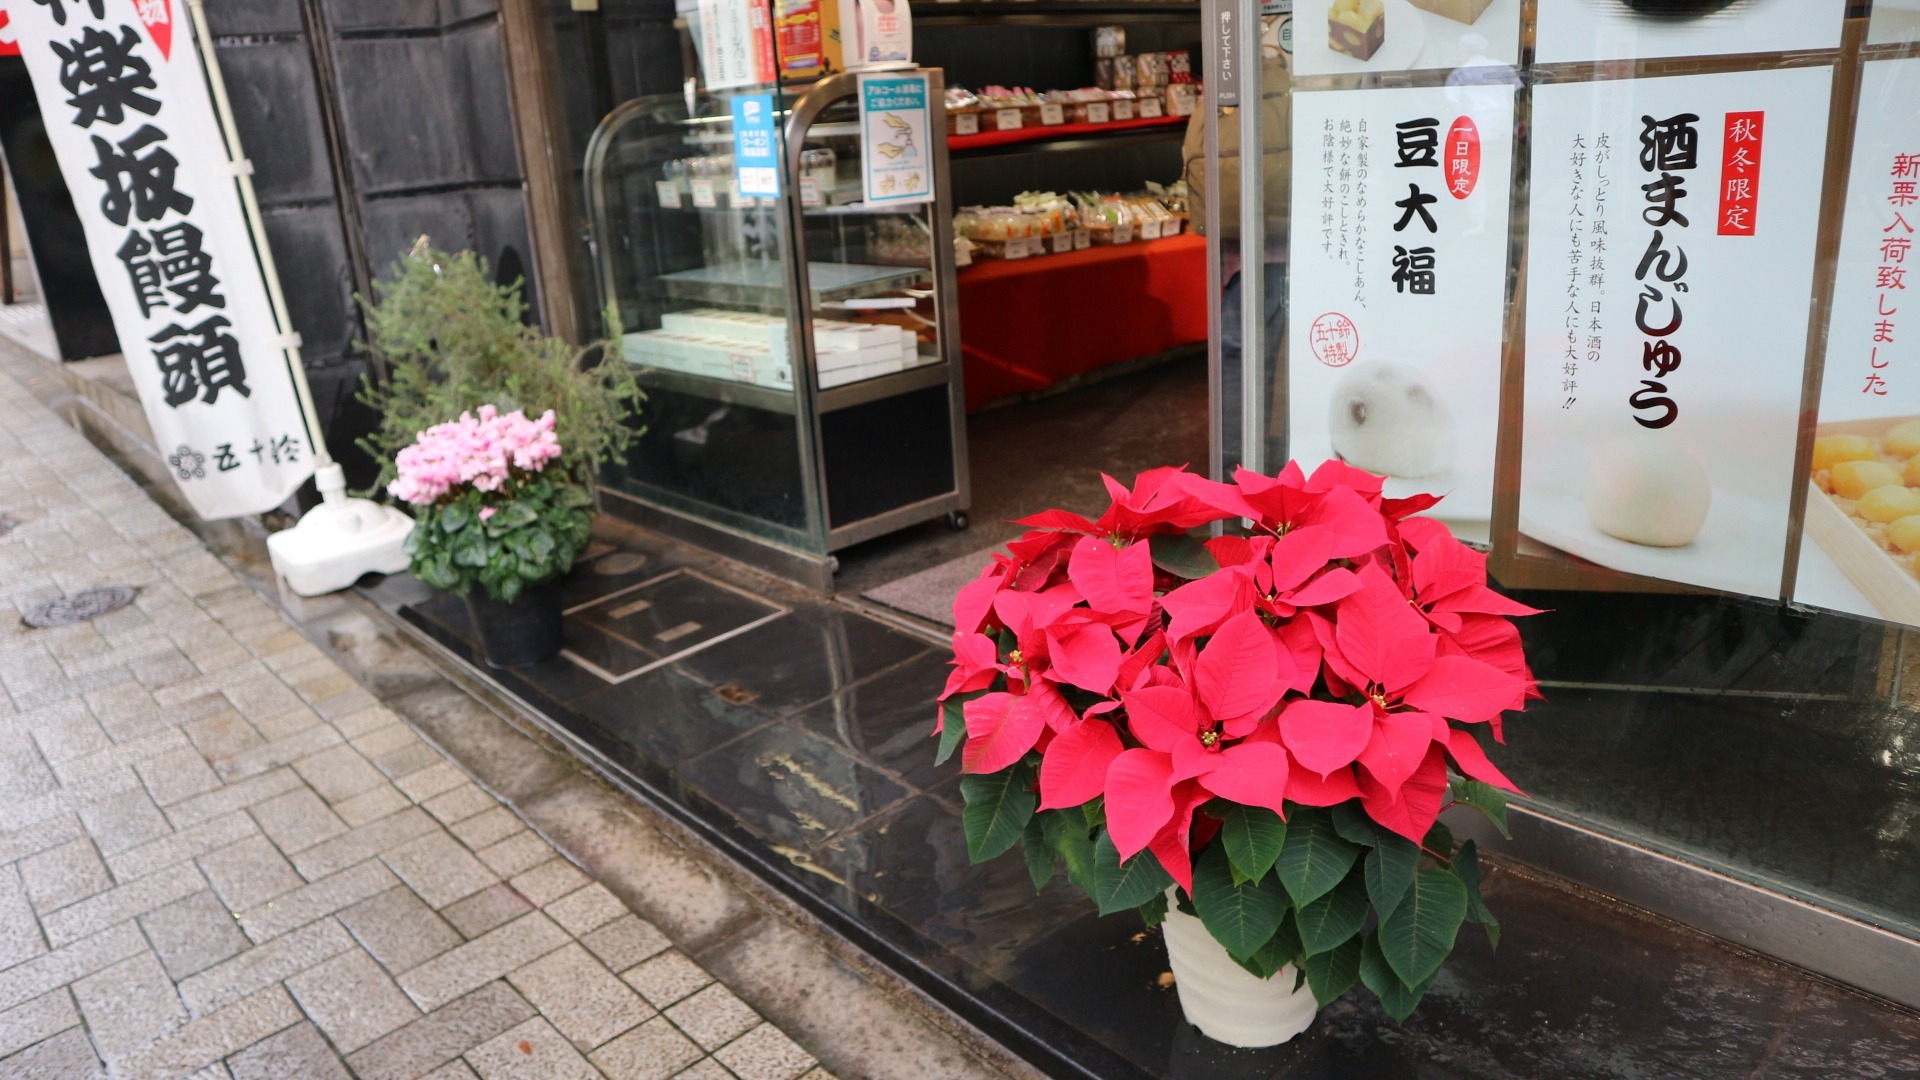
6,0,315,520
1291,0,1519,77
697,0,777,91
1534,0,1843,66
1518,66,1832,599
1289,83,1516,537
1794,58,1920,625
731,93,781,197
1870,0,1920,45
858,72,933,206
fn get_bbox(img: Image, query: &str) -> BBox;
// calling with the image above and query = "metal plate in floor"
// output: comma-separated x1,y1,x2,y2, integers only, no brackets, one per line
560,568,786,683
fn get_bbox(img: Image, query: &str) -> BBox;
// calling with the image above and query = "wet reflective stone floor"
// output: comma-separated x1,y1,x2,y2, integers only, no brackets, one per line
369,526,1920,1080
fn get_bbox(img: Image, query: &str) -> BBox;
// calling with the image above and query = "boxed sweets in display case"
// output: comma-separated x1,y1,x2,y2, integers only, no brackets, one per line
1328,0,1386,60
1408,0,1493,23
636,309,914,389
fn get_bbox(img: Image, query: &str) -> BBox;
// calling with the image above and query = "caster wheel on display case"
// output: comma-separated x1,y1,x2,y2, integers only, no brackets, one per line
947,510,970,532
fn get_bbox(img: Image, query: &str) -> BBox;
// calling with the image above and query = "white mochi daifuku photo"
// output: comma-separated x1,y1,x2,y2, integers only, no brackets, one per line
1582,435,1712,548
1327,363,1458,480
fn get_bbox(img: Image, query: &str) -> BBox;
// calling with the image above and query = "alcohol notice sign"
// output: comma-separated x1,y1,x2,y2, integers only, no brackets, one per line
7,0,315,520
859,72,933,206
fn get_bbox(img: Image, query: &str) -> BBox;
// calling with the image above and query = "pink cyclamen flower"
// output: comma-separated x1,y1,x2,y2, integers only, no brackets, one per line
387,406,564,506
479,506,497,521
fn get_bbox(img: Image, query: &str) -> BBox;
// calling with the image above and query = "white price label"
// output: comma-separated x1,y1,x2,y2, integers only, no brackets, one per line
690,179,717,208
1113,223,1134,243
655,181,682,208
800,177,823,207
955,112,979,135
1040,103,1065,126
727,178,746,205
1112,99,1134,121
1139,97,1163,118
1050,233,1074,254
1140,219,1163,239
1087,102,1111,124
995,108,1023,131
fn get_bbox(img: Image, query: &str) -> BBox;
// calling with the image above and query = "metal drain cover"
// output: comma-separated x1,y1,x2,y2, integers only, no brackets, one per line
23,587,138,628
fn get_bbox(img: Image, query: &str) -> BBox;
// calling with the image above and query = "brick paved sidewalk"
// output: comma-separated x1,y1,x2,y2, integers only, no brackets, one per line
0,367,834,1079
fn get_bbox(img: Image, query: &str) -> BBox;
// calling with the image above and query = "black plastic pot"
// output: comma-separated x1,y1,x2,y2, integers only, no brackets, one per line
465,579,564,669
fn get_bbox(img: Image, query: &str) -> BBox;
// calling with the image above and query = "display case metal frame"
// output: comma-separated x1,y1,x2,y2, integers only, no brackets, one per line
584,70,970,592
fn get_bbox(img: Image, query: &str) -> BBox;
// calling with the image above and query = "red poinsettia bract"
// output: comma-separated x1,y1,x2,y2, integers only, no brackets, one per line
935,461,1538,893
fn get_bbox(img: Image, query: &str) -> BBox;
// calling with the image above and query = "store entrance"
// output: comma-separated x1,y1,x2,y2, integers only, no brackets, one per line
831,5,1211,618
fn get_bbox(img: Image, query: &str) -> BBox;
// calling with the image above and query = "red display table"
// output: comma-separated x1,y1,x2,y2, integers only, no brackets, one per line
956,232,1207,412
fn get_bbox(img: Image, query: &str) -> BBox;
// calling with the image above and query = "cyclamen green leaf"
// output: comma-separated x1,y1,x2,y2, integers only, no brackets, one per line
1191,844,1289,961
1453,840,1501,949
961,763,1037,864
1452,779,1513,840
1219,804,1287,886
1360,932,1436,1023
1375,868,1469,988
440,504,472,533
1092,831,1175,915
1302,934,1363,1008
1276,810,1362,908
1365,832,1421,923
1295,863,1369,957
1147,532,1220,580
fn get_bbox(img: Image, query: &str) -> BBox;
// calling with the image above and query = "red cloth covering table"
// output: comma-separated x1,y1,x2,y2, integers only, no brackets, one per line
955,232,1207,412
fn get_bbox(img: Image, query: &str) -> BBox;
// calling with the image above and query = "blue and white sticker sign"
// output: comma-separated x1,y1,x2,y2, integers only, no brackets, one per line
731,93,780,198
858,73,933,206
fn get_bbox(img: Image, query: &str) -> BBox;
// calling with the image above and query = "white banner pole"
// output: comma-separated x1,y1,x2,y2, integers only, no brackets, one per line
182,0,333,477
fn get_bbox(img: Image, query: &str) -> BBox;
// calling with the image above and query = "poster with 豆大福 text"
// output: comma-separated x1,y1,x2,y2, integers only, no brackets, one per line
1534,0,1843,66
1288,83,1515,539
1517,66,1832,600
5,0,314,521
1793,58,1920,627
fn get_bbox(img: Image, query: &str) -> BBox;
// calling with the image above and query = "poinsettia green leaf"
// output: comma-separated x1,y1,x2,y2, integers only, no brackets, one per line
1453,840,1501,949
961,762,1036,864
1039,809,1098,892
1219,804,1286,886
1093,830,1174,915
1376,868,1468,988
1022,818,1056,891
1331,801,1380,846
1138,892,1169,928
1228,910,1300,981
1192,843,1289,961
1423,821,1455,862
1451,778,1512,840
1148,532,1220,580
1302,934,1363,1008
934,696,969,767
1276,809,1361,908
1360,932,1436,1023
1365,832,1421,923
1296,862,1369,956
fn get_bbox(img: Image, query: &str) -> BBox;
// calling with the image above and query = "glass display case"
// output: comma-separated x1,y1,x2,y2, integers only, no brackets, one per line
585,71,968,589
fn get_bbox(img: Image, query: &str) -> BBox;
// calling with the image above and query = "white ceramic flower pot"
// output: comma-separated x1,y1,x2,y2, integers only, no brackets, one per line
1160,888,1320,1048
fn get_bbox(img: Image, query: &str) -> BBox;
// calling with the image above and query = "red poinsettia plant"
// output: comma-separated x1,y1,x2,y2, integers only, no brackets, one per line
934,461,1538,1021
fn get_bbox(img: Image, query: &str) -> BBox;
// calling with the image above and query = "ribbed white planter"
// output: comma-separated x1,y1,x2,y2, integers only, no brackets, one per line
1160,888,1319,1048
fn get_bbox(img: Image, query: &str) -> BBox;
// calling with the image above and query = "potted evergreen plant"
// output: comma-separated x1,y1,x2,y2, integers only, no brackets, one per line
935,461,1534,1046
359,240,642,667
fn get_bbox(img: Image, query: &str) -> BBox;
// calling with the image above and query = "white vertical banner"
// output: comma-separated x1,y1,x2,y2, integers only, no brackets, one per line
1288,82,1516,534
6,0,315,519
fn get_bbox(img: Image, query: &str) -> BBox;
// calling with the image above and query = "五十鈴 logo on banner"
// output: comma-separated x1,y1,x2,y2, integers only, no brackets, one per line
6,0,314,520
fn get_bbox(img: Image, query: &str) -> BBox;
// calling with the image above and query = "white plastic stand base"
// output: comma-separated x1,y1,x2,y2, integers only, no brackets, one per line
266,464,414,597
1161,887,1320,1048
